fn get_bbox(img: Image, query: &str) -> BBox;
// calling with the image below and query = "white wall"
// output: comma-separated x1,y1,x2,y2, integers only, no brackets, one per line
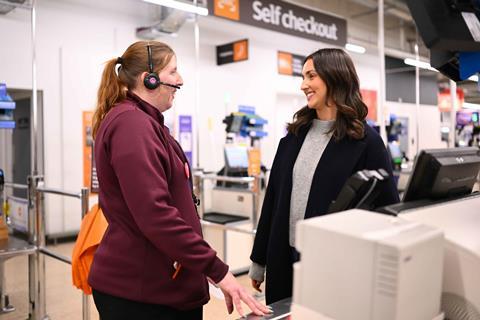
0,0,419,235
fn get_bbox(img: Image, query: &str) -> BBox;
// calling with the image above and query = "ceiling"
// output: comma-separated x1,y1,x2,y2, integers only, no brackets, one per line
2,0,479,104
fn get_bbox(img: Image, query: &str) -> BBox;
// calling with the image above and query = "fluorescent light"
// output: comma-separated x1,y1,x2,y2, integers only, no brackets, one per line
463,102,480,110
143,0,208,16
468,75,479,82
404,58,438,72
345,43,366,54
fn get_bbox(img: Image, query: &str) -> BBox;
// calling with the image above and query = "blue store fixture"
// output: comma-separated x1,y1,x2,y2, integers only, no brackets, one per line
223,106,268,142
0,84,16,129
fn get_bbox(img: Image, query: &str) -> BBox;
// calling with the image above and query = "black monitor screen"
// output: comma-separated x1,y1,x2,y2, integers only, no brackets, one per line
229,115,243,133
406,0,480,51
403,147,480,202
406,0,480,80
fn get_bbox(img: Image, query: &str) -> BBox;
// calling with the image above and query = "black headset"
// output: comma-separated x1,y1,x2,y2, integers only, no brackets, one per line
143,44,181,90
144,44,161,90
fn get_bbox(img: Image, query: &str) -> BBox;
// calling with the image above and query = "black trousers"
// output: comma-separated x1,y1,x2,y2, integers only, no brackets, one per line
92,289,203,320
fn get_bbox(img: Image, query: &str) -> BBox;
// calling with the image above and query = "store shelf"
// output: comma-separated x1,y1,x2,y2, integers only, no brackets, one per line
0,121,15,129
0,235,36,260
0,101,15,110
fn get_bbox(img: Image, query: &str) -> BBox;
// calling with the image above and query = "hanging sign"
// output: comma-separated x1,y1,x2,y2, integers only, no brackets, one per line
217,39,249,65
438,89,464,112
248,148,261,176
83,111,99,193
179,115,193,165
208,0,347,46
360,89,378,122
278,51,305,77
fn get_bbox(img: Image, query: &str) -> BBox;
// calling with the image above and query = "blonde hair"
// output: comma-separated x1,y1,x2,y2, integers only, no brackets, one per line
92,41,175,138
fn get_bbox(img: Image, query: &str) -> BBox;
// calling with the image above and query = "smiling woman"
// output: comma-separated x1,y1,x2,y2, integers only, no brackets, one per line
249,48,400,305
288,48,368,140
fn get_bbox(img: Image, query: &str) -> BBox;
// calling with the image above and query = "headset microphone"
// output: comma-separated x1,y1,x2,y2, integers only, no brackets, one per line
144,44,181,90
159,81,181,90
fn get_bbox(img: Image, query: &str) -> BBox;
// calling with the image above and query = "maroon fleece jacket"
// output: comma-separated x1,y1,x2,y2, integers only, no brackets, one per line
88,92,228,310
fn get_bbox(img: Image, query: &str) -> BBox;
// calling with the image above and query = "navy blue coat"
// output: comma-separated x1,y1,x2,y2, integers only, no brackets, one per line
250,123,400,304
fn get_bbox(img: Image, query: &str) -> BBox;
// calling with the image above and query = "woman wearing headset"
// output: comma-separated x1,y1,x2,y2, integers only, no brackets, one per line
88,41,269,320
249,48,400,304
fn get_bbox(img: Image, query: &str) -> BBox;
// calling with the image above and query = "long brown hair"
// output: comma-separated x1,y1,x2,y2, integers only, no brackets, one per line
287,48,368,140
92,41,175,138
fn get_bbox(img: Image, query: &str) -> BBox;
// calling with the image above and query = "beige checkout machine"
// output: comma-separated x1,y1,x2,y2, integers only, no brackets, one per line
245,147,480,320
199,145,264,275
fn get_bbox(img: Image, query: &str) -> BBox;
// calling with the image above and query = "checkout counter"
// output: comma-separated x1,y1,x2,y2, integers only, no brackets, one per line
243,195,480,320
289,192,480,320
243,147,480,320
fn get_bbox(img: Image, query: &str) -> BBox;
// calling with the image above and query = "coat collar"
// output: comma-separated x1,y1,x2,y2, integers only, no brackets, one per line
288,122,368,169
284,122,368,218
126,91,165,127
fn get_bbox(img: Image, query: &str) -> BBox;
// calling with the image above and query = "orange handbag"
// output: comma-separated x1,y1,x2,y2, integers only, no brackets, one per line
71,204,108,295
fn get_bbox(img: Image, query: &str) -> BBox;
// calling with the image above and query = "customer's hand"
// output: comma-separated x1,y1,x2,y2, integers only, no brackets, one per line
251,279,263,292
217,272,271,317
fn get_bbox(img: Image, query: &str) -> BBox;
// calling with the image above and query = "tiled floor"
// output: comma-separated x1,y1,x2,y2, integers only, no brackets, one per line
1,242,264,319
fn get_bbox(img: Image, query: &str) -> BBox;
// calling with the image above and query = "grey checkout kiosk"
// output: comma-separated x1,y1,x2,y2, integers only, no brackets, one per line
198,111,267,274
199,145,263,275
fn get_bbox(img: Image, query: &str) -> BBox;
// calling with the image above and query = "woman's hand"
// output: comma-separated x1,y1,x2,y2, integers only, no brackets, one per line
251,279,263,292
217,272,271,317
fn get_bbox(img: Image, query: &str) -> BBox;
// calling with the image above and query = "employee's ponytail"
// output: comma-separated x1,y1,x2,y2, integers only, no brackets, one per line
92,58,125,138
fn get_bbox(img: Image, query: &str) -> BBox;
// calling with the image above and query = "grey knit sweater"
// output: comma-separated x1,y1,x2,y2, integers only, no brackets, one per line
249,119,334,282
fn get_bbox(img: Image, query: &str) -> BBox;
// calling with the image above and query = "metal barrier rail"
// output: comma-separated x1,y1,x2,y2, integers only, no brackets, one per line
34,186,86,267
4,182,29,190
37,186,82,199
3,179,90,320
35,185,90,320
199,174,255,183
38,247,71,265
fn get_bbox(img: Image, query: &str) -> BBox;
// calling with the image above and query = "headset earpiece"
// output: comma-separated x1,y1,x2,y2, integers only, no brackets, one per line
144,45,160,90
144,73,160,90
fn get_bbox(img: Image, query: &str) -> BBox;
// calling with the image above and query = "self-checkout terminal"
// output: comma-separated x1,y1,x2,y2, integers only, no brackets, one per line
201,108,268,274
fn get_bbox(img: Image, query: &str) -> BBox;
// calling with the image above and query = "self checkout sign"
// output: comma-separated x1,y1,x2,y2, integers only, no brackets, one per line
209,0,347,46
216,39,249,65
